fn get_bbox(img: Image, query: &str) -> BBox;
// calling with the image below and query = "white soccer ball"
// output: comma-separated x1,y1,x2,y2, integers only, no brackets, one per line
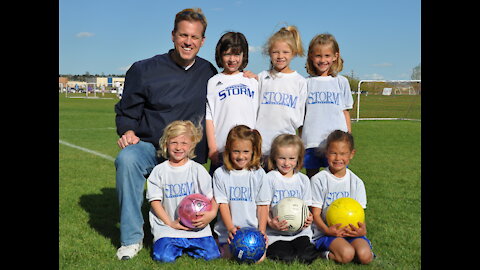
272,197,310,234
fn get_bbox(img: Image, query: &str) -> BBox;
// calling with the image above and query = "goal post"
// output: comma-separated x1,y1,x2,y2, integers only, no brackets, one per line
353,80,421,122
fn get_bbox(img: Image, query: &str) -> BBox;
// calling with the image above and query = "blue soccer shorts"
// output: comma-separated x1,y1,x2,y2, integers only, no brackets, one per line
304,148,329,169
315,235,373,251
152,236,221,263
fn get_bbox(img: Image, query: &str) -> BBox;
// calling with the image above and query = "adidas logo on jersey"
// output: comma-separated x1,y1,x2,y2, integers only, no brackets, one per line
216,81,223,86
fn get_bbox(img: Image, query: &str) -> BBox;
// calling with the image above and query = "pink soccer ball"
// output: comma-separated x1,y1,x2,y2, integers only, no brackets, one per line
177,193,212,229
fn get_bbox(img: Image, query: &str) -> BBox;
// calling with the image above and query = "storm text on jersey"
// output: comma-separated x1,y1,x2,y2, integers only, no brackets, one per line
307,91,340,105
164,182,194,198
272,189,300,204
229,186,252,201
326,191,350,206
218,84,255,100
261,91,299,108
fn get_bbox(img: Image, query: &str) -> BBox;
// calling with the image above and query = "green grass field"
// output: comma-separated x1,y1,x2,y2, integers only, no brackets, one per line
59,94,421,269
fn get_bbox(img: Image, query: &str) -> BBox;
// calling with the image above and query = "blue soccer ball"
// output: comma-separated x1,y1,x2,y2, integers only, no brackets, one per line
229,227,266,263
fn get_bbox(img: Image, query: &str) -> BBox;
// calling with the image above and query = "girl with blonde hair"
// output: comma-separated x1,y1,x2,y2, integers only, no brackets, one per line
255,26,308,170
262,134,317,264
146,120,220,262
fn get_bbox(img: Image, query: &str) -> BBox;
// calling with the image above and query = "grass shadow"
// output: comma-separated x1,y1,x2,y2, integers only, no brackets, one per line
79,187,153,250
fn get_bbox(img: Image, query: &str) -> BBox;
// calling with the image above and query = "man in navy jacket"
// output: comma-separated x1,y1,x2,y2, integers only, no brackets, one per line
113,8,217,260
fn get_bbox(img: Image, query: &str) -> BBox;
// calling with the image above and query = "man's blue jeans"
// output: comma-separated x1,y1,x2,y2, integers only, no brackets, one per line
114,141,159,246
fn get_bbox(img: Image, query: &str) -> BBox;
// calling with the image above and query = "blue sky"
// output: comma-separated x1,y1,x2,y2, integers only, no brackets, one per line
59,0,420,80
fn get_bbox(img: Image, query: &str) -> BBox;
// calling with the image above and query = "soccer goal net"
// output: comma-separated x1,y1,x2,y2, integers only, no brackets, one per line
351,80,421,122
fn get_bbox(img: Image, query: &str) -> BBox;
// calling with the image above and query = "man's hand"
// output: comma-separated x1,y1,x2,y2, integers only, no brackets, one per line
117,130,140,149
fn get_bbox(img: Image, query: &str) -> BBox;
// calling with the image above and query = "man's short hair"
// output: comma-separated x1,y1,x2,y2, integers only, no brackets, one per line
173,8,207,37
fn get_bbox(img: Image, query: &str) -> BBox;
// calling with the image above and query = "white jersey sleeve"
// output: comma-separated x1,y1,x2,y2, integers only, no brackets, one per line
212,167,229,204
194,162,214,199
339,75,354,110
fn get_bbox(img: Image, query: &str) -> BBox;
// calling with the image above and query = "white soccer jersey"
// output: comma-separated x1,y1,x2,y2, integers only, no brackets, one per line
206,72,259,152
255,70,308,155
301,75,353,150
262,170,313,245
146,159,214,242
212,166,270,243
310,167,367,240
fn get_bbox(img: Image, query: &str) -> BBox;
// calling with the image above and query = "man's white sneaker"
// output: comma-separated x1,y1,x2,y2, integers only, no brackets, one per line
116,242,142,260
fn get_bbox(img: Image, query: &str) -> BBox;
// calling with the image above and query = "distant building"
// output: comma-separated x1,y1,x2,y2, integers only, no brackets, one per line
58,76,125,89
96,77,125,87
59,77,68,85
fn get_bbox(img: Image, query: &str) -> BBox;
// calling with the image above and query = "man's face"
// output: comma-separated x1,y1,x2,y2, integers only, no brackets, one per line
171,20,205,66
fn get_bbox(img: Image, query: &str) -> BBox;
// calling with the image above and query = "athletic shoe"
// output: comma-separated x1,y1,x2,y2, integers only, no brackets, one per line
116,242,142,260
319,250,330,260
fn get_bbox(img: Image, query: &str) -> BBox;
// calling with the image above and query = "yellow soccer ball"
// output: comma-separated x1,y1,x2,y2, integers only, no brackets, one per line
326,197,365,228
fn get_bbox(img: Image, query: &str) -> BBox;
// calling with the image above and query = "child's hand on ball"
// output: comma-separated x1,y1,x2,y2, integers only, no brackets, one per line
269,216,289,231
191,208,217,229
303,213,313,228
259,230,269,247
170,218,190,230
344,221,367,237
191,212,209,229
227,226,240,244
325,223,347,237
